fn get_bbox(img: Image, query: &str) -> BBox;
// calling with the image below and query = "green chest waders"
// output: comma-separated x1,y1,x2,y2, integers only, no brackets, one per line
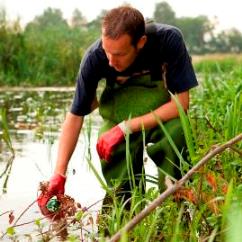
98,74,186,197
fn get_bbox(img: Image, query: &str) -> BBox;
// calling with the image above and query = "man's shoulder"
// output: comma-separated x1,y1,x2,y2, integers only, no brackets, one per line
86,39,104,56
82,39,106,65
146,22,183,40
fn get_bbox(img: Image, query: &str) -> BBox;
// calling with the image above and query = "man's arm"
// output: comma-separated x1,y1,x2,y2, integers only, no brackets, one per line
37,112,83,215
96,90,189,162
54,112,84,176
127,90,189,132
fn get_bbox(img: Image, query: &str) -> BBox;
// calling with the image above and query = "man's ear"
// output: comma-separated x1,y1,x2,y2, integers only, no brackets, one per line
137,35,147,50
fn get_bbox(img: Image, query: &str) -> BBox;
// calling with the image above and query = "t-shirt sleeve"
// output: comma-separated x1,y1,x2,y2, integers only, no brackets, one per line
163,28,198,93
70,50,102,116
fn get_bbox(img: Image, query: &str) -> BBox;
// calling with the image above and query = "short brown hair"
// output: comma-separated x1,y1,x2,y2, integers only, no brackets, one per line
102,6,145,46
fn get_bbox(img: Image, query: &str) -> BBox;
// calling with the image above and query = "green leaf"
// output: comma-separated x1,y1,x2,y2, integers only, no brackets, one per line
120,229,128,242
152,113,185,164
34,218,41,226
87,158,109,192
6,226,15,236
75,210,84,221
170,92,196,163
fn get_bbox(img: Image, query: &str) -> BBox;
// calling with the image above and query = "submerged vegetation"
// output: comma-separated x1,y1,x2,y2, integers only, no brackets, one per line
0,56,241,241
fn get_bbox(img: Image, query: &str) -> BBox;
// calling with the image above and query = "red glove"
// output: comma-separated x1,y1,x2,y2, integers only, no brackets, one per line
37,173,66,217
96,124,125,162
48,173,66,195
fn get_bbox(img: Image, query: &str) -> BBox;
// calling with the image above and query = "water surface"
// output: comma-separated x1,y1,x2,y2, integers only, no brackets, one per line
0,88,105,237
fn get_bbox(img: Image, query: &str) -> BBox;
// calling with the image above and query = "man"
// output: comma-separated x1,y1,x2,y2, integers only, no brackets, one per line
38,6,198,214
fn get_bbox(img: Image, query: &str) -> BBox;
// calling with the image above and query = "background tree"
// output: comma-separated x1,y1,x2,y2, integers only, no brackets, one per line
1,2,242,87
221,28,242,53
0,8,26,85
87,9,107,34
176,15,215,54
26,8,68,31
23,8,72,85
153,1,176,25
70,9,87,29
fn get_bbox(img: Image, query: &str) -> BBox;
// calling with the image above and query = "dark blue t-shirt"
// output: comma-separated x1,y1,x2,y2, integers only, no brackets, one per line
71,23,198,116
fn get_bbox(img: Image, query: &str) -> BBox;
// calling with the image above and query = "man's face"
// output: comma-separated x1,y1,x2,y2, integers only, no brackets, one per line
102,34,140,72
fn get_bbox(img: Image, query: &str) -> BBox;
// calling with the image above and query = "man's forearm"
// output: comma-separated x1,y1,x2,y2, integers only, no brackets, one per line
127,90,189,132
54,112,84,175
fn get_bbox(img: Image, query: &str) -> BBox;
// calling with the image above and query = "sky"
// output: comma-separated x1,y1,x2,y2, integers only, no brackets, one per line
1,0,241,32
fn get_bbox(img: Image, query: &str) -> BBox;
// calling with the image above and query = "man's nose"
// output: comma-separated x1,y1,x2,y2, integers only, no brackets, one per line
108,55,117,67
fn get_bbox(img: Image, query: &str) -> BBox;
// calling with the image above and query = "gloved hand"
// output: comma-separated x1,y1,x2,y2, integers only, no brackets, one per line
96,123,126,162
48,173,66,195
37,173,66,218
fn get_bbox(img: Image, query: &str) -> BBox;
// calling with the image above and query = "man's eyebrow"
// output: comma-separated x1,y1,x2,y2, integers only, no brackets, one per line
103,48,127,56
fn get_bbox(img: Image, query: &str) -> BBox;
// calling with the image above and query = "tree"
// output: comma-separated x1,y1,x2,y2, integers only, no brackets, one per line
23,8,79,85
0,8,26,85
209,28,242,53
225,28,242,53
70,9,87,29
153,1,176,25
87,9,107,33
176,15,214,54
25,8,68,31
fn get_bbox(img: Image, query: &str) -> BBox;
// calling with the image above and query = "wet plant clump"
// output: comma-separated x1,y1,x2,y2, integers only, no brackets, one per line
38,181,79,220
38,181,82,241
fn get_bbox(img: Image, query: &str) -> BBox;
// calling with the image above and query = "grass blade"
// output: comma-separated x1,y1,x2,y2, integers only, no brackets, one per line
170,92,196,163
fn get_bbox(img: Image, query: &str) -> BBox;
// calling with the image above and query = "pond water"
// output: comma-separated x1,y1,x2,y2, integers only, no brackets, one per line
0,88,106,238
0,88,157,239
